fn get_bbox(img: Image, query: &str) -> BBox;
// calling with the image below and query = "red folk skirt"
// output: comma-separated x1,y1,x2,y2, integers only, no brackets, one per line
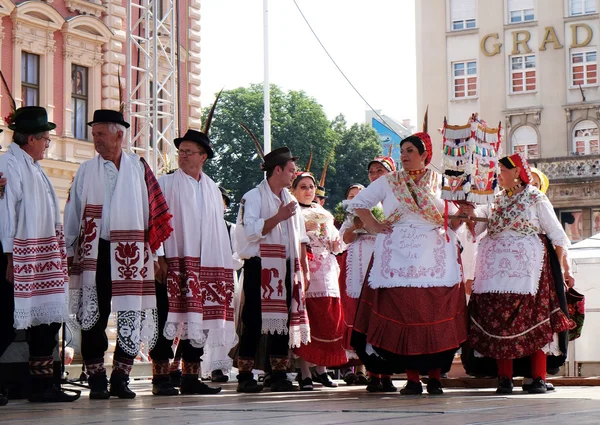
468,240,571,360
294,296,348,367
351,277,468,374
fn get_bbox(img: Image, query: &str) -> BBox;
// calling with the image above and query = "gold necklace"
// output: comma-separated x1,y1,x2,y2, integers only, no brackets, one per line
506,182,523,197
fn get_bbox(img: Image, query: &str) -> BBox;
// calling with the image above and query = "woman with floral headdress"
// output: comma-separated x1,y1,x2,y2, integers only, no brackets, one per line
346,124,469,396
291,171,346,391
467,153,574,394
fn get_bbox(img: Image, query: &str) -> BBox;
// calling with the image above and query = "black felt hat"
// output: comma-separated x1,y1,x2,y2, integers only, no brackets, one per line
262,147,299,171
87,109,130,129
174,129,214,159
315,185,328,199
8,106,56,133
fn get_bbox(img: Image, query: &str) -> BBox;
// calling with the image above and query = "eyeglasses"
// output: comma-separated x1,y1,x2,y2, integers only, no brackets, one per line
42,137,51,145
178,149,205,157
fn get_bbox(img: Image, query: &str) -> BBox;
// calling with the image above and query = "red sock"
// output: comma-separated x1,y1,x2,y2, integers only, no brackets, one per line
428,368,441,380
497,359,513,379
406,369,420,383
530,350,546,380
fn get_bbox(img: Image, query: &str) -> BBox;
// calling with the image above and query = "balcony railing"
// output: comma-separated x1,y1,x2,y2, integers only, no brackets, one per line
530,155,600,183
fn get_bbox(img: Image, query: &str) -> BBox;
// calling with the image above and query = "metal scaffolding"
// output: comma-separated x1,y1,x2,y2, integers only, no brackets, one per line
126,0,178,173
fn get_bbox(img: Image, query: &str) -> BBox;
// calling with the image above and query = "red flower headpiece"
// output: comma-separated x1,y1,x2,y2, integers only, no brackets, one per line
411,132,433,166
500,152,532,184
369,156,396,172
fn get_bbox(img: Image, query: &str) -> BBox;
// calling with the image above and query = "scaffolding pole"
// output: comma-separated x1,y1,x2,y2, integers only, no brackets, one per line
126,0,178,174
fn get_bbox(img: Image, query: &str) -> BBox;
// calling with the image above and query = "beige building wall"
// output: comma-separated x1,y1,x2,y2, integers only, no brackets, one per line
417,0,600,241
0,0,203,215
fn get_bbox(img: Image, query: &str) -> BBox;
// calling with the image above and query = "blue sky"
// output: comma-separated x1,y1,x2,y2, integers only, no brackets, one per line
199,0,417,127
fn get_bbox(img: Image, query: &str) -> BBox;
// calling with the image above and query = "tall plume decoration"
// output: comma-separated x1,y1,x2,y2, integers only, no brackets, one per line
319,147,335,187
117,69,125,115
305,147,313,172
239,122,265,160
422,105,429,133
202,89,223,136
0,71,16,117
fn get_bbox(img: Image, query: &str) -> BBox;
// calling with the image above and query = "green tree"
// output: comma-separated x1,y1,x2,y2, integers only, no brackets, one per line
322,114,381,210
203,84,335,219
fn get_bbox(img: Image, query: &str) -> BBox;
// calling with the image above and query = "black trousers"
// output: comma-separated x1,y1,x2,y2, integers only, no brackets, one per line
0,242,61,359
149,279,203,362
238,257,291,359
81,239,135,362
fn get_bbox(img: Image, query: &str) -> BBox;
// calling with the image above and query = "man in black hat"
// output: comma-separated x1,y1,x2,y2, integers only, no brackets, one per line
234,147,311,393
64,109,172,400
0,107,79,403
314,185,327,206
148,128,234,396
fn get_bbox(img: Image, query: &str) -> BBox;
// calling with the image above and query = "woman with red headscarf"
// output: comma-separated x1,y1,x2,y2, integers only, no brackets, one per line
346,131,469,395
468,152,574,394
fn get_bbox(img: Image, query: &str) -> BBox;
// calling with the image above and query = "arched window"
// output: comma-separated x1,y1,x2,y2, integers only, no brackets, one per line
511,125,538,159
573,120,599,155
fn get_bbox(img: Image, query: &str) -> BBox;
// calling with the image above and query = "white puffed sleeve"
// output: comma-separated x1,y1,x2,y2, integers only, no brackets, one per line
346,176,388,213
537,198,571,248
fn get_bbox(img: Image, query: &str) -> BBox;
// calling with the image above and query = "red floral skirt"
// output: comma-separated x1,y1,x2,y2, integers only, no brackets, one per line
294,296,348,367
468,246,571,360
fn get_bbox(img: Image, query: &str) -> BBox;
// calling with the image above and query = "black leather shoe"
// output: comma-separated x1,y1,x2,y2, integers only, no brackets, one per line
315,372,338,388
400,380,423,395
211,370,229,383
343,372,357,385
180,378,221,395
152,381,179,396
28,386,80,403
271,379,297,392
426,378,443,395
526,377,548,394
263,373,272,388
366,377,382,392
0,393,7,406
300,377,314,391
522,381,555,392
237,378,263,393
109,375,136,399
88,374,110,400
355,372,369,385
496,377,514,394
381,377,397,392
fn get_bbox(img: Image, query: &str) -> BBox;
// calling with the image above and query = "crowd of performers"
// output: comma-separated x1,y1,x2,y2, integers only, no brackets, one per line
0,101,576,405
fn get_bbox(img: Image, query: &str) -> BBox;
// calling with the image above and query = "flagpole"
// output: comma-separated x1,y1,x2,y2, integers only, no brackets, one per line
263,0,272,154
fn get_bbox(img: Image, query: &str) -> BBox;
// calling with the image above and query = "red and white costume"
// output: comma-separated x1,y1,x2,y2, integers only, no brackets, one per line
294,204,347,366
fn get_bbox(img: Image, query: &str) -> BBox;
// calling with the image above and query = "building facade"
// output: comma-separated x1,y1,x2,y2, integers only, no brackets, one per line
0,0,203,212
365,110,413,167
417,0,600,241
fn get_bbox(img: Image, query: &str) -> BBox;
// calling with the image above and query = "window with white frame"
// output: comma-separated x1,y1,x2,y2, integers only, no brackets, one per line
450,0,476,30
573,120,599,155
21,51,40,107
511,125,538,159
571,51,597,86
71,64,88,140
569,0,596,16
452,61,477,98
510,54,536,93
508,0,535,23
